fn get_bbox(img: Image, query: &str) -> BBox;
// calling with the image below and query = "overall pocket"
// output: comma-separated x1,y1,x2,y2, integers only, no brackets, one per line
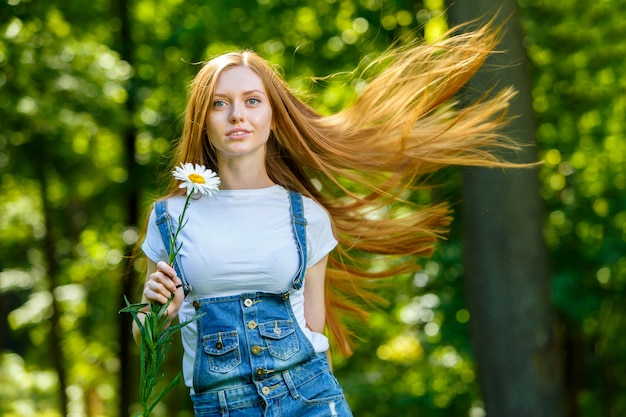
202,331,241,373
295,371,346,406
259,320,299,360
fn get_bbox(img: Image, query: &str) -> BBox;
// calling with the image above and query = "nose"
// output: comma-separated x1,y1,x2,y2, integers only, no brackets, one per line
229,103,244,123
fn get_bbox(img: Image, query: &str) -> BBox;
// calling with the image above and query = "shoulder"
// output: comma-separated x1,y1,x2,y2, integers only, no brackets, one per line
301,194,333,226
144,196,191,230
152,195,188,214
274,187,332,223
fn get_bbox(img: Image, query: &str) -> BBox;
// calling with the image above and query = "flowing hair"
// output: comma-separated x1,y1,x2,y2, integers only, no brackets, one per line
162,20,519,355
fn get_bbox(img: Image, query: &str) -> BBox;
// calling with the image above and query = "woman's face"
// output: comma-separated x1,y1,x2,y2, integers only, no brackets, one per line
206,66,273,165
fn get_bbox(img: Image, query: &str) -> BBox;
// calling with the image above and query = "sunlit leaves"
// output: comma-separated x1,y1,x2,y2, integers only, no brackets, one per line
0,176,44,240
0,353,61,417
523,0,626,413
377,332,424,362
1,5,132,417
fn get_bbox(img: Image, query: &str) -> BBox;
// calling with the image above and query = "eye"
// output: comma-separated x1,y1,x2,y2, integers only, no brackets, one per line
246,97,260,105
213,99,227,108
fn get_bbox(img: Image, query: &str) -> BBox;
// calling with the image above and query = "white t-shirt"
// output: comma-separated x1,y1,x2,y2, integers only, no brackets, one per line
141,185,337,388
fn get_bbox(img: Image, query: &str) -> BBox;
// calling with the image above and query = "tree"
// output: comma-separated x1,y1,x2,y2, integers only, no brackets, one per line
446,1,565,416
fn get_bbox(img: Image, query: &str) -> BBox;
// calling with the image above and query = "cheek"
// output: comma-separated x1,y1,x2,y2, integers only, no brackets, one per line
257,109,273,133
206,115,221,135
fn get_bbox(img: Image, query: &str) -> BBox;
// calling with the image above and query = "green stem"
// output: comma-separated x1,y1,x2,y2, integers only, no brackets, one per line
169,193,192,265
120,191,198,417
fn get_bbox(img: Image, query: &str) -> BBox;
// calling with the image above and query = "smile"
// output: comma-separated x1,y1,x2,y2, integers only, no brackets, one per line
226,129,250,137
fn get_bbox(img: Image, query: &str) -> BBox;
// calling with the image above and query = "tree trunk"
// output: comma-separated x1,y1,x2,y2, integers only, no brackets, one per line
36,157,68,417
112,0,140,415
445,2,565,416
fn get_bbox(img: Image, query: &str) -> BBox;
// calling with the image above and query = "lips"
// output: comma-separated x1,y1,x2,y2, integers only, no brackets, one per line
226,128,250,138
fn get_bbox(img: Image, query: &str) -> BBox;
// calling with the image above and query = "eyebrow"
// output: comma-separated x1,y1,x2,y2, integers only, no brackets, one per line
214,89,267,97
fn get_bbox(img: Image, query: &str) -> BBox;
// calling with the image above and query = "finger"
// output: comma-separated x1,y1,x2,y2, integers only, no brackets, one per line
144,285,170,305
171,274,184,289
150,270,178,293
156,261,176,278
145,278,175,302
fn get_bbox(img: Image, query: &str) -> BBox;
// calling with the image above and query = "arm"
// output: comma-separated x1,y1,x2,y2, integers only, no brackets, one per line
303,254,333,367
132,259,184,345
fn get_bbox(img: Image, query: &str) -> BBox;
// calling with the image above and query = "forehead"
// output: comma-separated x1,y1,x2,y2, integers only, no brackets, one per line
214,66,267,95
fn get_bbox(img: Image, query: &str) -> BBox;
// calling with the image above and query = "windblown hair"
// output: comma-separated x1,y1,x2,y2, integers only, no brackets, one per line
165,21,518,355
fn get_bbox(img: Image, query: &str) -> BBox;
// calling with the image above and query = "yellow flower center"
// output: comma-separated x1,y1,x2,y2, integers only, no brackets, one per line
188,173,206,184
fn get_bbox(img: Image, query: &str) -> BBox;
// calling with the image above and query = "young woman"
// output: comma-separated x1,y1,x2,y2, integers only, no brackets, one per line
135,21,518,416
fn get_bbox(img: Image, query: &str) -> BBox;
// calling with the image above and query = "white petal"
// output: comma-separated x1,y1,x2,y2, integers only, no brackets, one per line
172,162,220,197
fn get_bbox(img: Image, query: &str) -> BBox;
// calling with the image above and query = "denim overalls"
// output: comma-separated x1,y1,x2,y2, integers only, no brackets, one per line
154,191,353,417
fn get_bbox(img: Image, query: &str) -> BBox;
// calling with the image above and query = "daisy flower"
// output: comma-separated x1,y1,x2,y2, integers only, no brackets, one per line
172,162,221,196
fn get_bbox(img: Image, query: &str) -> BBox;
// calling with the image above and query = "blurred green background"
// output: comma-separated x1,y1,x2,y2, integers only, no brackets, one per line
1,0,625,416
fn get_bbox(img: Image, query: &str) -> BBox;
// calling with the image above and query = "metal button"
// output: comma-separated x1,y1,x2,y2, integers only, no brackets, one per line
255,368,265,377
192,300,200,309
215,332,223,350
261,386,271,395
244,298,253,307
273,327,282,335
251,345,262,355
247,320,258,330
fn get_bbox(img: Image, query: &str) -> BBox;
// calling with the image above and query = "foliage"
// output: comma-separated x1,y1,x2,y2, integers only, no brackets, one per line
520,1,626,415
1,1,129,415
1,0,625,416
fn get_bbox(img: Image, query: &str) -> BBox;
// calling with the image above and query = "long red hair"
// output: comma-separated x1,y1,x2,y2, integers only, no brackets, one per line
163,21,519,355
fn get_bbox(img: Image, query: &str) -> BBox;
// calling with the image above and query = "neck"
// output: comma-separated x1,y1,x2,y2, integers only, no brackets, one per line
217,158,274,190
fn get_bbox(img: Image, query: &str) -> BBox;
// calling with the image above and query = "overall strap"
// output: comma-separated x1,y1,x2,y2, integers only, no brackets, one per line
288,191,308,292
154,200,192,296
